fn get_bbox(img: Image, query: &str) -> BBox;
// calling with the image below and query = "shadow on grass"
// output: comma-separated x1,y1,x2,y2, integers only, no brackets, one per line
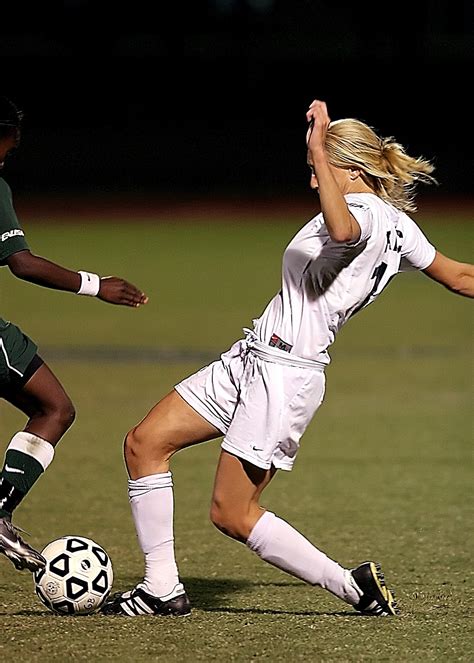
3,577,355,618
183,576,355,617
113,575,356,617
203,607,355,617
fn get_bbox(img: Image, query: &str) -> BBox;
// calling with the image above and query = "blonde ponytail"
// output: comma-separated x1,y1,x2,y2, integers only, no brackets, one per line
325,119,437,212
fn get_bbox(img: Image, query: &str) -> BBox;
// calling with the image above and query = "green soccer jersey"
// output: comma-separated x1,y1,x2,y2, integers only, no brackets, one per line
0,177,29,265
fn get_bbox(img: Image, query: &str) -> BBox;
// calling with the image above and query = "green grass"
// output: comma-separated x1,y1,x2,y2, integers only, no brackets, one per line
0,211,472,661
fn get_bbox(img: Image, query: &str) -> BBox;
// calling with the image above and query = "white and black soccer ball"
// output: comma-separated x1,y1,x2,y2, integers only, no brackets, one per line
33,535,113,615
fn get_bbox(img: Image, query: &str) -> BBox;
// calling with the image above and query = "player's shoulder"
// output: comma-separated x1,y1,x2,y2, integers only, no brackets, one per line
344,194,383,242
344,191,392,211
0,177,12,201
346,192,403,216
0,177,12,197
345,193,375,213
395,209,422,233
0,177,12,206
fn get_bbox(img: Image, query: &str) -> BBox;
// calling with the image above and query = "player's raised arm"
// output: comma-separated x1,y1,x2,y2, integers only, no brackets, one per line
306,99,362,243
6,249,148,307
423,251,474,298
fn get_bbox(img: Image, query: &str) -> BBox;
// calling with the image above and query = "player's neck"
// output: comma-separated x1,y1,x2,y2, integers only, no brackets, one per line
346,180,374,195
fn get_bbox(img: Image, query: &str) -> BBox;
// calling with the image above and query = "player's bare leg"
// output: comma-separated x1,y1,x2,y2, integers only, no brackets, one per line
210,450,277,542
0,362,76,571
124,389,220,479
210,450,398,616
5,362,76,444
102,391,398,617
102,389,221,616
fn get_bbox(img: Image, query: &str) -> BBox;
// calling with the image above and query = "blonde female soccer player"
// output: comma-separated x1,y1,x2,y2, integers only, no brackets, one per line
102,99,473,617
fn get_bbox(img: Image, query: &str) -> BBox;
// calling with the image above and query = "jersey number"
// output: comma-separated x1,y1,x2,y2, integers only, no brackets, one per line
351,262,391,316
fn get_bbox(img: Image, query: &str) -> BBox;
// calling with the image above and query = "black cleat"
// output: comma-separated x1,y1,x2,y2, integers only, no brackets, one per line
351,561,399,616
0,517,46,572
101,585,191,617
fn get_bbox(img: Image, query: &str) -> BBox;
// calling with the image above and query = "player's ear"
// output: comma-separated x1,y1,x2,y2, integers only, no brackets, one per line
348,168,361,181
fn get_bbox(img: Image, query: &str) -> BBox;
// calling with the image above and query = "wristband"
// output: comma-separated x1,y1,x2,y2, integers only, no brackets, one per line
77,271,101,296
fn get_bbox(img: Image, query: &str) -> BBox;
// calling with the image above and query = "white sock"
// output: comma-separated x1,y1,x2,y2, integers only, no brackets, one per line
8,431,55,470
128,472,184,600
247,511,361,605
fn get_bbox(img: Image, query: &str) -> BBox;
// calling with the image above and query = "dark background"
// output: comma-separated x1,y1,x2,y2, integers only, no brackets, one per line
1,1,472,201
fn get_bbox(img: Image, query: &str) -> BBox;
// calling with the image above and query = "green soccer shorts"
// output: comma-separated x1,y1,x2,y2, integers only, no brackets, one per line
0,318,41,392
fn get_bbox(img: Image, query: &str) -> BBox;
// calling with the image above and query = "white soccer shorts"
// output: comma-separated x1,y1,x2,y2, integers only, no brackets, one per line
174,336,326,471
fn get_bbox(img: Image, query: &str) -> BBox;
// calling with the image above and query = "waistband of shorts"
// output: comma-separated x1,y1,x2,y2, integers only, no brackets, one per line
243,329,326,371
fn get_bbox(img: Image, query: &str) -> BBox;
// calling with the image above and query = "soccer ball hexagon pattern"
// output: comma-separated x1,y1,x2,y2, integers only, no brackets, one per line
34,536,113,615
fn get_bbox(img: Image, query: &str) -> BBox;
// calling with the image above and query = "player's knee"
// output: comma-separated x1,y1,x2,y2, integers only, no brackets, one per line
209,500,249,543
124,426,143,460
209,502,236,538
124,424,165,461
124,420,185,470
52,397,76,434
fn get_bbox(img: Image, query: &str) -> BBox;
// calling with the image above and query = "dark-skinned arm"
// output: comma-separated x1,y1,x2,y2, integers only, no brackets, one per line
7,250,148,307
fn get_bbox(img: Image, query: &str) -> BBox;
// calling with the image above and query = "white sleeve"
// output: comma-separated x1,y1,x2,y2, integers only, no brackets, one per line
398,214,436,272
346,201,374,245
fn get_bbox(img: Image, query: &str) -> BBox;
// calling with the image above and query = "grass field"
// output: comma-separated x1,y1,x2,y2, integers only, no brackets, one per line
0,207,472,661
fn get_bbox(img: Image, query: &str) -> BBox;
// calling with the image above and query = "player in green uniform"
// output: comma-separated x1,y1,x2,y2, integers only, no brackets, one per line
0,96,148,572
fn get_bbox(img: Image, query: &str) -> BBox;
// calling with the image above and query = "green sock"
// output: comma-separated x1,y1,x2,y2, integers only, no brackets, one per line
0,450,44,518
0,432,54,518
2,448,44,493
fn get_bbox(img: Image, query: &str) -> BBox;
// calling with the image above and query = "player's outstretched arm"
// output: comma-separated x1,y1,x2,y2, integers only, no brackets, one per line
423,251,474,298
6,250,148,307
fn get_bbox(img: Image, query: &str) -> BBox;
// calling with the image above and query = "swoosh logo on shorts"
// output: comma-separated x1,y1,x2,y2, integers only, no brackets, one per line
5,464,24,474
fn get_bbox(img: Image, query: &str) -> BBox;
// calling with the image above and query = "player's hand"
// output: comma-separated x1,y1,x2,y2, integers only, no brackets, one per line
306,99,331,155
97,276,148,307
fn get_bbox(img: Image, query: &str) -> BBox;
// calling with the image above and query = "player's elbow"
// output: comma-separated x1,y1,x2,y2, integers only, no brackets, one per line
448,271,473,297
441,261,474,297
424,254,474,298
7,250,36,279
328,229,354,243
327,220,360,243
325,214,360,244
9,263,31,280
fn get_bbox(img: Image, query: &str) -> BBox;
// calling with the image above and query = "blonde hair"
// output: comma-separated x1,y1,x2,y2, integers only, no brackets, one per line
325,118,436,212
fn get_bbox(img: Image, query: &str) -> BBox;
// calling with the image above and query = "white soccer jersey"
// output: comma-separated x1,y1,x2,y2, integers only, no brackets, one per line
253,192,436,363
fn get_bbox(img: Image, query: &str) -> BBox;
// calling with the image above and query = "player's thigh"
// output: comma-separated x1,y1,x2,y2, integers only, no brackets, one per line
3,359,72,416
132,389,222,452
23,361,72,407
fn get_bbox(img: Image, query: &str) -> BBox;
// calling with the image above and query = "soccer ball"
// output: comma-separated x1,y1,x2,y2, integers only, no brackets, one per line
33,535,113,615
